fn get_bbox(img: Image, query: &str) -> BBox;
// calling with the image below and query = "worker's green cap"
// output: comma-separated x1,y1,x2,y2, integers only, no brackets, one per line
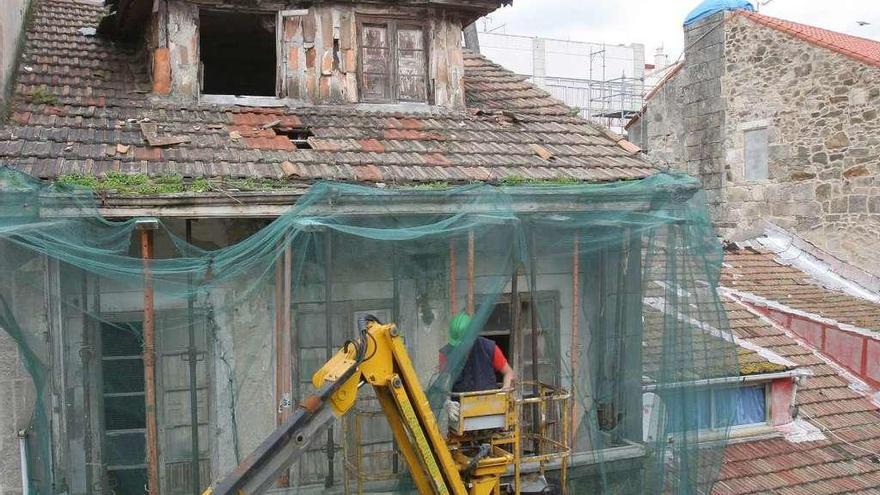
448,312,471,346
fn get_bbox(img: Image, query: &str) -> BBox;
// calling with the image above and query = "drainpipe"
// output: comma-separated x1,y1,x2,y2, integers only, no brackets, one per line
18,429,30,495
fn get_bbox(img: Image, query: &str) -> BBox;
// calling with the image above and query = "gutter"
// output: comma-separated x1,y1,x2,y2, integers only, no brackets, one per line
642,368,811,392
19,429,29,495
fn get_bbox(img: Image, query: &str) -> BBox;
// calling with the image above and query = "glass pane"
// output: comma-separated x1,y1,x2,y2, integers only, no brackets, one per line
105,432,146,466
396,27,426,101
361,73,389,101
361,24,388,48
107,468,148,495
715,385,766,427
104,396,146,430
101,322,143,356
102,358,145,394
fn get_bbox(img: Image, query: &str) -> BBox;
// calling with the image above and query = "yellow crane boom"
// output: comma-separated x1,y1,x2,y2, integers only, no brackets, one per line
203,317,512,495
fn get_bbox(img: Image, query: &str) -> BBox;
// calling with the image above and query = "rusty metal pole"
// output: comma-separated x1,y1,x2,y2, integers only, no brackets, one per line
467,230,475,315
449,238,458,314
275,241,294,487
570,233,580,450
137,218,161,495
185,220,201,494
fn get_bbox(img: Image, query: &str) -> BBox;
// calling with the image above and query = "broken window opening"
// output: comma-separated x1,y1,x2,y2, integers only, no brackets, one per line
358,19,428,104
274,127,314,149
199,10,277,97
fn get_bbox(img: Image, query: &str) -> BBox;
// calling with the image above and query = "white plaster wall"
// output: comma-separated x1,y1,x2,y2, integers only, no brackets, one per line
0,0,30,112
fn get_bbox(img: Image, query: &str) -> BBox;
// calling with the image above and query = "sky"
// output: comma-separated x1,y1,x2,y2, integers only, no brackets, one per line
479,0,880,63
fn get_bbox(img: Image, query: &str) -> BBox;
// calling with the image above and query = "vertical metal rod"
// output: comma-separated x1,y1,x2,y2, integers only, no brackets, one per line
139,226,161,495
467,230,475,315
570,234,580,450
185,220,201,494
324,231,335,488
511,263,521,390
80,271,93,492
277,242,293,487
528,225,540,455
449,238,457,314
391,244,400,475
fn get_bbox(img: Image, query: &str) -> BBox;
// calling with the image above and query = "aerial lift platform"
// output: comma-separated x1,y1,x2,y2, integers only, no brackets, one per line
203,317,568,495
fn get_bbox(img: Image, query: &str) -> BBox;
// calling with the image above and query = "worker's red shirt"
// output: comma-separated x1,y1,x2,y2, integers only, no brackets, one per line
439,341,508,372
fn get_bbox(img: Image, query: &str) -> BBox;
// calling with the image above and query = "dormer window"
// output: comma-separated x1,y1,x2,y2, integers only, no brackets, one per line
200,10,276,96
358,20,428,103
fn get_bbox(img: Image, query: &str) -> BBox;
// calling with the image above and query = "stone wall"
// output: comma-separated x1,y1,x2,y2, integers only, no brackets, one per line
721,14,880,274
154,0,466,108
631,12,728,220
0,0,30,115
0,243,40,495
635,11,880,275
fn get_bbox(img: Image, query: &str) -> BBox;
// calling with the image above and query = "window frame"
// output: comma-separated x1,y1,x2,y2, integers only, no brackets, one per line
356,17,431,104
197,7,279,97
95,317,149,492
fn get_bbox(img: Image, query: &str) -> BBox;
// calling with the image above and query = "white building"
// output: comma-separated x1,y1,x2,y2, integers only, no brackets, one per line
478,30,648,132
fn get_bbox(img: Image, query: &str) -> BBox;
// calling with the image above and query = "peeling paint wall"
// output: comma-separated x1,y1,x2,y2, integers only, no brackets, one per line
157,1,466,108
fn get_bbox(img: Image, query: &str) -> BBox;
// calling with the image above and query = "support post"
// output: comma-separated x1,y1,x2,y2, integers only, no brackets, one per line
185,220,201,494
449,239,458,314
467,230,475,315
570,234,580,450
137,219,161,495
275,242,293,486
324,232,335,488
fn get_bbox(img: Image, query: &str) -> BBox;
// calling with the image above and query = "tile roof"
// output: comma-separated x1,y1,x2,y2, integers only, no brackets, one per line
738,11,880,68
721,247,880,333
714,248,880,494
0,0,657,185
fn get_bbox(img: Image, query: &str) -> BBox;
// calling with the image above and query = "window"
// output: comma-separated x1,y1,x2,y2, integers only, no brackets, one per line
480,292,560,386
100,321,148,494
666,384,768,433
744,127,769,180
358,20,428,103
199,10,276,96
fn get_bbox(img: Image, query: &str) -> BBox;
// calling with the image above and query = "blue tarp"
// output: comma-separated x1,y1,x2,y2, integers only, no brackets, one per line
684,0,754,26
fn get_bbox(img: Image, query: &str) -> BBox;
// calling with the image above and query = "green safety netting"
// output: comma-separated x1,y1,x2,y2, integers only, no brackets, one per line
0,166,740,495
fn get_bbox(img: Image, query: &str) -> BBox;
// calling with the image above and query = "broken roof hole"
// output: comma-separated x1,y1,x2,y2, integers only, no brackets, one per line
275,127,314,150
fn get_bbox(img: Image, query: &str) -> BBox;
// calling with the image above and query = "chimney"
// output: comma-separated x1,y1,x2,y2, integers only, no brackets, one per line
654,46,669,69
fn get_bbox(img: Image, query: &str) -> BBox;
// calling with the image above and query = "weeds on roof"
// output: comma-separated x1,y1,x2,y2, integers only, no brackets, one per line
498,175,582,186
29,87,57,105
56,174,305,195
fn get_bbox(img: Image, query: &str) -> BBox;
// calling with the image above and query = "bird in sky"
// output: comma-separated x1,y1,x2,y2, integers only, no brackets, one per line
856,21,871,26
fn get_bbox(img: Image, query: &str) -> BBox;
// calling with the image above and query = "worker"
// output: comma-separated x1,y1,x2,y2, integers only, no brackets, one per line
439,312,515,393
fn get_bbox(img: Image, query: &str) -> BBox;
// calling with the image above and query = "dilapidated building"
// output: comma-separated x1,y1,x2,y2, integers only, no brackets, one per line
1,1,878,495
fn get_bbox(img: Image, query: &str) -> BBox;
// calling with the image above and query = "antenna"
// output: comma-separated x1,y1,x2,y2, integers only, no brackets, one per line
756,0,775,12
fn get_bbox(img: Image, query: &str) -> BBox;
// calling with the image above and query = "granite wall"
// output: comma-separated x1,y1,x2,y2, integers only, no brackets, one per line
720,13,880,275
634,11,880,275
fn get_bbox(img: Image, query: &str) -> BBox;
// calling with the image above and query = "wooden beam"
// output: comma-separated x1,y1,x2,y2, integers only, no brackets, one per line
138,221,161,495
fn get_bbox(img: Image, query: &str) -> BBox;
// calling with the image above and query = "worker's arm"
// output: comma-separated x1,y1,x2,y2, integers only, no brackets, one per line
500,363,515,389
492,346,515,389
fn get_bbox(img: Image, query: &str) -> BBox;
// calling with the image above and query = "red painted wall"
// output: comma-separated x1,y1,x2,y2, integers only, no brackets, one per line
770,378,794,426
747,303,880,389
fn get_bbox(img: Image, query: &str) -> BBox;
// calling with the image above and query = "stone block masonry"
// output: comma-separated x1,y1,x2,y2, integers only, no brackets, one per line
635,10,880,276
720,13,880,275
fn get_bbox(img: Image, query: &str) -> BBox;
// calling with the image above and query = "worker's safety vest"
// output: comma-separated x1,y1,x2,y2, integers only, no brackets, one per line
441,337,498,393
